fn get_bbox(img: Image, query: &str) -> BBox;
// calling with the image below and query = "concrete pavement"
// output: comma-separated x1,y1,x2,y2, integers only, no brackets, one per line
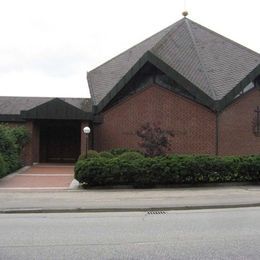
0,185,260,213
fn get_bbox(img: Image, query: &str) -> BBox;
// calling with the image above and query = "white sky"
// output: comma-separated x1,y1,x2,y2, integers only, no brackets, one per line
0,0,259,98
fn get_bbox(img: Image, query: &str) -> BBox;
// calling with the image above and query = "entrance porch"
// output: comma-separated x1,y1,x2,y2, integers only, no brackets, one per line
20,98,92,165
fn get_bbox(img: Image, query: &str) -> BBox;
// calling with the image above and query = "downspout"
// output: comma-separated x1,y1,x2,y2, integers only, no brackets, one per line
215,112,219,156
90,121,94,150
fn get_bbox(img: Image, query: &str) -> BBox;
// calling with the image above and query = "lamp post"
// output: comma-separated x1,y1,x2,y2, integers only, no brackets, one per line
83,126,91,157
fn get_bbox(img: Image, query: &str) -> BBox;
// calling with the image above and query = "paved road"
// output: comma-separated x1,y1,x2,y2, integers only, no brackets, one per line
1,207,260,259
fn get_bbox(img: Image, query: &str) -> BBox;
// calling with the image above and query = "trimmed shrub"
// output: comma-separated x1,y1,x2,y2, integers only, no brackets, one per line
118,151,144,160
75,157,109,185
109,148,137,156
237,155,260,181
74,155,260,187
78,150,100,160
99,151,114,159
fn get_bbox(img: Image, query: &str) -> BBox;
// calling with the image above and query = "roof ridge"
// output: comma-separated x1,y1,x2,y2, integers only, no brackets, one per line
187,18,260,58
87,73,97,104
184,18,217,99
151,18,186,53
88,21,182,74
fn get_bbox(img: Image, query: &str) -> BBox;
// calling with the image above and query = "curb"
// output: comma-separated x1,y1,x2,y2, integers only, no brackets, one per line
0,166,31,181
1,203,260,214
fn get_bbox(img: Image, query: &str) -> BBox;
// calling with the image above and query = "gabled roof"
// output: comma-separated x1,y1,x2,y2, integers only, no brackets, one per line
0,96,92,115
20,98,92,120
88,18,260,111
87,20,183,106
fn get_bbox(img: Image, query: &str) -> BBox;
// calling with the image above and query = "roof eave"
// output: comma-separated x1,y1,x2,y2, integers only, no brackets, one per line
20,98,94,120
217,64,260,111
87,71,97,105
0,114,25,122
95,51,216,113
147,51,216,109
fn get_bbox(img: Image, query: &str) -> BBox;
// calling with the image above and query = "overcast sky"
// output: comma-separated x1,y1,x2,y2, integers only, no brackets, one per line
0,0,259,98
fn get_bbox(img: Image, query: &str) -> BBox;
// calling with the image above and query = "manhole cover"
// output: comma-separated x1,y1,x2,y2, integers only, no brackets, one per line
147,211,167,215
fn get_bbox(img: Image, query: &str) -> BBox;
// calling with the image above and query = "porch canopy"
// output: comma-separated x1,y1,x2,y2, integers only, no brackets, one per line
20,98,92,120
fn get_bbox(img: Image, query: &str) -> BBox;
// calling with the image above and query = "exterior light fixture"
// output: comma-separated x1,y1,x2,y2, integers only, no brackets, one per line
83,126,91,134
83,126,91,157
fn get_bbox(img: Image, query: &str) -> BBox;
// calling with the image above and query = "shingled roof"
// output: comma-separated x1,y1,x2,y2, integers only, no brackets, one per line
88,18,260,111
0,96,92,115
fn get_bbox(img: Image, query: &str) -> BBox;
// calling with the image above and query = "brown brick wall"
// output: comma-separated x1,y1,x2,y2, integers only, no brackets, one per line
20,121,40,165
219,88,260,155
94,84,216,154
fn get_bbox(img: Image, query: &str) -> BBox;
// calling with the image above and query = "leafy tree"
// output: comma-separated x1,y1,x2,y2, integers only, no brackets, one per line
136,122,174,157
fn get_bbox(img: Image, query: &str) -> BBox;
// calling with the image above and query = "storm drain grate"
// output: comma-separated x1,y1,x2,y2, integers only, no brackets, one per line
147,211,167,215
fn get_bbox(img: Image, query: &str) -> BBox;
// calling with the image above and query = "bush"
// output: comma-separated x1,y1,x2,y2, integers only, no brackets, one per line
78,150,100,160
0,124,29,177
75,157,110,185
0,125,19,173
109,148,137,156
9,126,30,153
99,151,114,159
136,122,174,157
237,155,260,181
118,151,144,160
74,154,260,187
0,154,6,178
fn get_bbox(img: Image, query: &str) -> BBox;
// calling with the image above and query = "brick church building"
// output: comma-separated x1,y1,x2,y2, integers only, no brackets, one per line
0,17,259,165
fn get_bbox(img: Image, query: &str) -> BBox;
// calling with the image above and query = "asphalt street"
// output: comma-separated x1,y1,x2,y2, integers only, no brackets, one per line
1,207,260,259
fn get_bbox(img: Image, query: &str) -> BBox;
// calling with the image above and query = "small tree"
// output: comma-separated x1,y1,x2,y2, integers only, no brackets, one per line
136,122,174,157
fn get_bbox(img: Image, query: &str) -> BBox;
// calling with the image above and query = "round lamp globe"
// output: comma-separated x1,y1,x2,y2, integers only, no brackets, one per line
83,126,91,134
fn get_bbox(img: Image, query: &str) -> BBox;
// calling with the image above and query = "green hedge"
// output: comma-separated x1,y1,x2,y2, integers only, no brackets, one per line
109,148,138,156
78,150,100,160
0,154,6,178
99,151,114,159
0,124,29,178
74,155,260,187
118,152,144,160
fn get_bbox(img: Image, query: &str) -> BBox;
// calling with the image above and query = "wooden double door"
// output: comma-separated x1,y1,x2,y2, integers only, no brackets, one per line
40,121,81,163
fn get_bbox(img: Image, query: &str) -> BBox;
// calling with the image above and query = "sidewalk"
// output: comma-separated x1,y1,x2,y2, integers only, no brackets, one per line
1,185,260,213
0,164,74,189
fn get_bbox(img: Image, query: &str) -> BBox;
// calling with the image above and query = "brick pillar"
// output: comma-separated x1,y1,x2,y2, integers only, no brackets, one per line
32,123,40,163
80,121,89,155
23,121,34,165
22,121,40,165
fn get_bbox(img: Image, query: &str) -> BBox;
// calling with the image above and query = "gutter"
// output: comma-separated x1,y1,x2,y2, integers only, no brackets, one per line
216,112,219,155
